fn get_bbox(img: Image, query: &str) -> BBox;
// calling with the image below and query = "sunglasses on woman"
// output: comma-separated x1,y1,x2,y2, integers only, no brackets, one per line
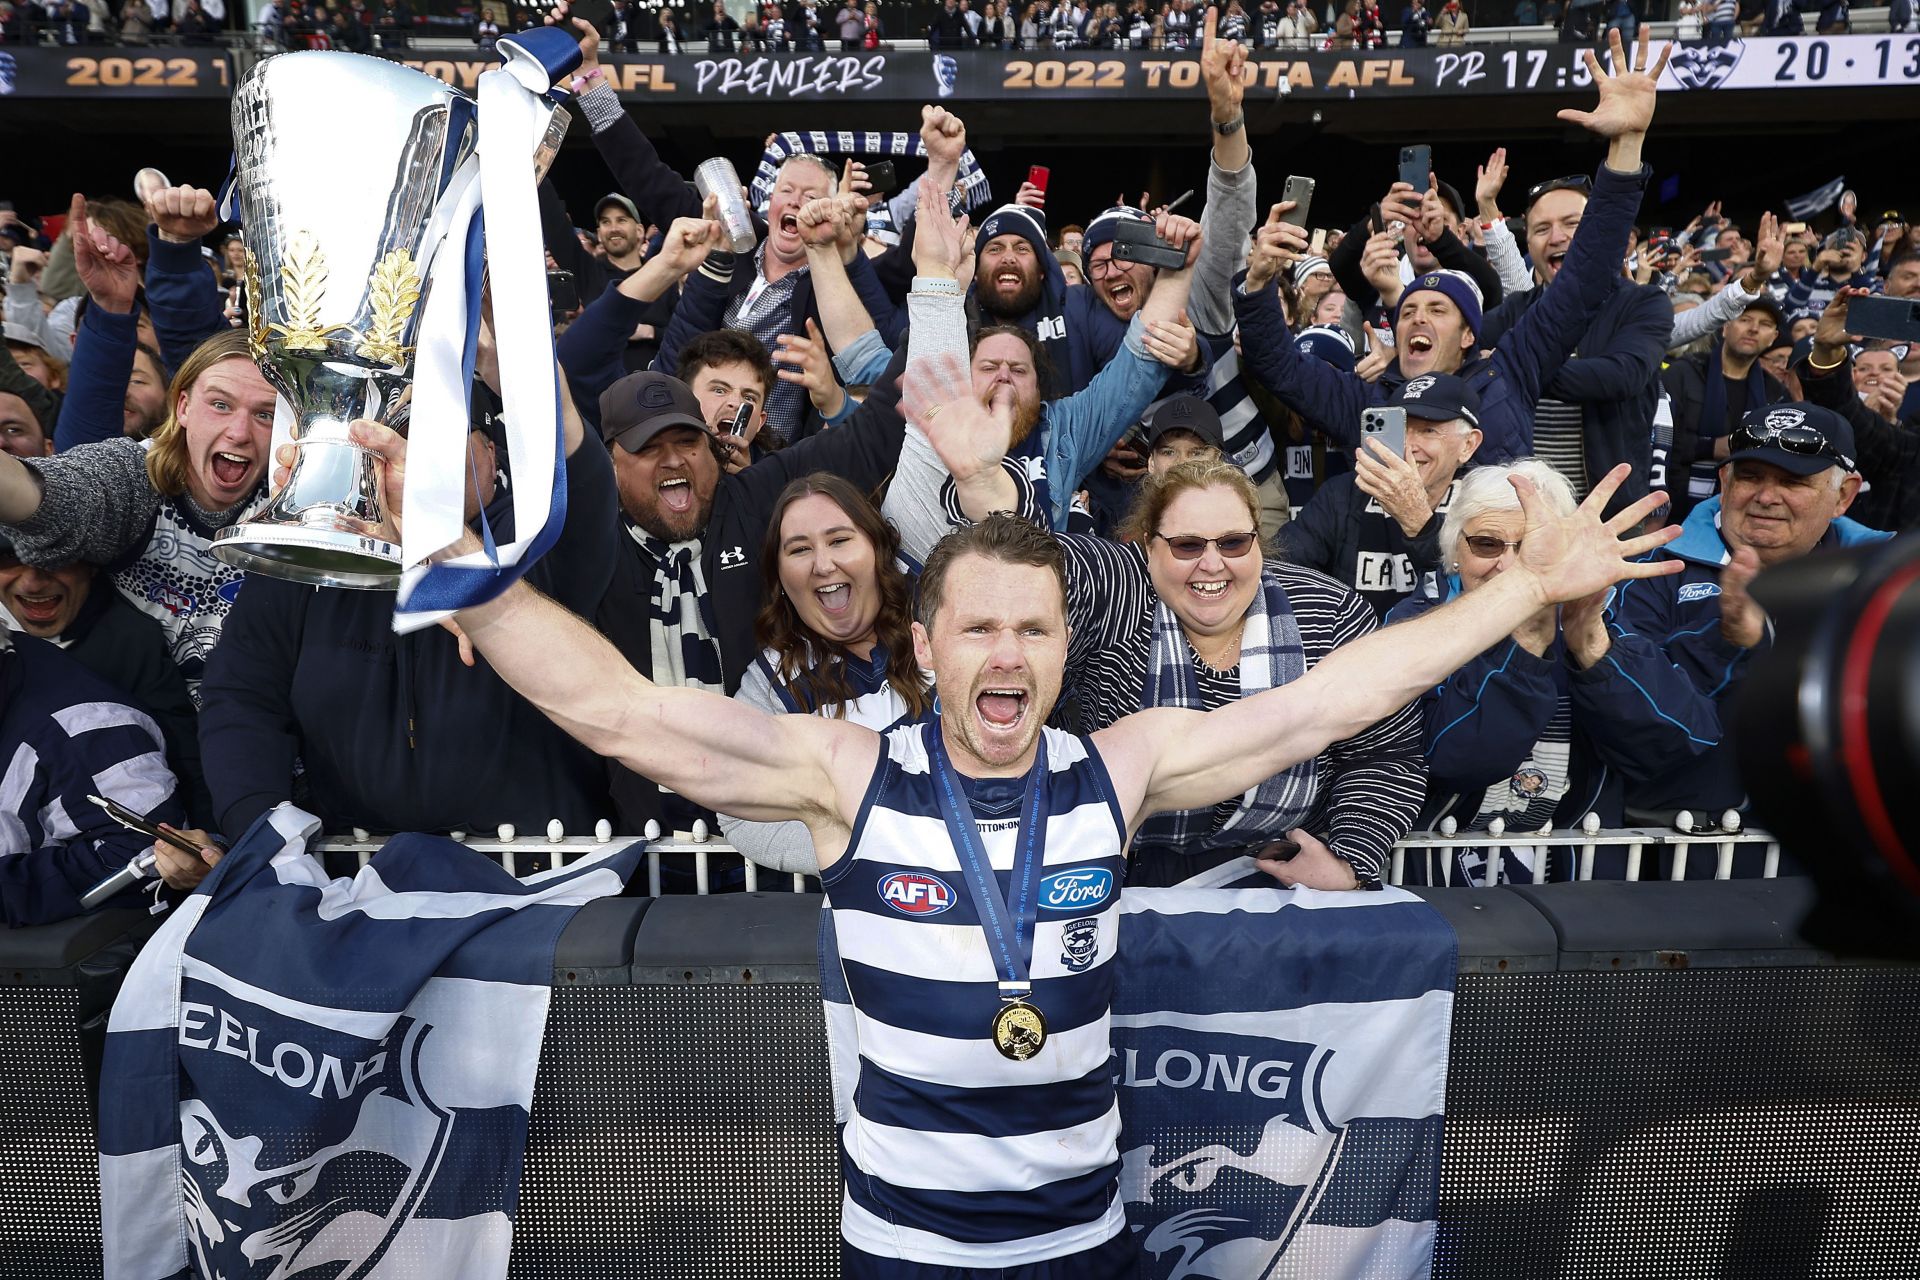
1462,535,1523,560
1153,531,1259,560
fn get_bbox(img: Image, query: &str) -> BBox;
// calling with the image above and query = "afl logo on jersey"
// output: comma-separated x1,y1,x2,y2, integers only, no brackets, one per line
880,871,956,916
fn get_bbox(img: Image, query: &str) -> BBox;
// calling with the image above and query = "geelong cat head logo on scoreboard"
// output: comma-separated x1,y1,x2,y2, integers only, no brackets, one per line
880,871,957,915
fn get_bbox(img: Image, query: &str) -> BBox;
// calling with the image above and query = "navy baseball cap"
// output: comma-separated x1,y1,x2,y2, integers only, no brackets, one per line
600,372,710,453
1386,371,1481,428
1727,403,1857,476
1141,395,1224,450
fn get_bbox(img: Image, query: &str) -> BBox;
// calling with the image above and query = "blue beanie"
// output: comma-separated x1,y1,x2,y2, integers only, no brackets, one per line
1082,204,1151,255
975,204,1049,262
1395,269,1484,337
1294,324,1357,373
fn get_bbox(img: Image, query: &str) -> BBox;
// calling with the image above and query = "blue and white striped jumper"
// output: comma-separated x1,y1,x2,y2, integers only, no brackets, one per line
822,721,1131,1267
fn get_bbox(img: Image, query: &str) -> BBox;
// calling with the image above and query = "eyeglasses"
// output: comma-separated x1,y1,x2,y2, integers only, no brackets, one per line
1087,255,1131,279
1153,531,1258,560
1730,421,1855,472
1462,535,1524,560
1525,175,1592,207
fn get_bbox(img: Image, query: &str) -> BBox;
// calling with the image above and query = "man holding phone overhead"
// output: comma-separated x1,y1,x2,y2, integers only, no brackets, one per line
1236,30,1670,504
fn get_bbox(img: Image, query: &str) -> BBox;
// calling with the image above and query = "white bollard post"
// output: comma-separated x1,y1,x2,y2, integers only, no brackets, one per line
594,819,613,844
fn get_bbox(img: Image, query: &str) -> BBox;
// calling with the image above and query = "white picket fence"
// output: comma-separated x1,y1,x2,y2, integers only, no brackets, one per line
320,810,1780,889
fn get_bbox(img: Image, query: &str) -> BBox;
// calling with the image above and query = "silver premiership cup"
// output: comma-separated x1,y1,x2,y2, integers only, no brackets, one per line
213,52,479,589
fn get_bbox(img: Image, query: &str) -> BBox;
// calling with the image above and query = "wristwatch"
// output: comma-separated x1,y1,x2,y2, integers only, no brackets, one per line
1213,114,1245,136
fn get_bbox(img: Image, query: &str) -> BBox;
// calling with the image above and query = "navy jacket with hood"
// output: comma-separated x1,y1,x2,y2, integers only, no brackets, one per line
1606,495,1891,818
1388,572,1719,854
1232,162,1650,498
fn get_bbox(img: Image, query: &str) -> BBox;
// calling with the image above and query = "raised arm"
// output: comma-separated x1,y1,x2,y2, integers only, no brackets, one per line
1189,7,1257,336
1095,466,1682,827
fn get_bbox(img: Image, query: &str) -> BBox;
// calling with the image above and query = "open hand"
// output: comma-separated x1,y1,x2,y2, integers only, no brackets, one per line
1475,146,1508,221
773,317,843,421
906,352,1012,484
912,176,972,279
1513,463,1683,606
1555,27,1671,141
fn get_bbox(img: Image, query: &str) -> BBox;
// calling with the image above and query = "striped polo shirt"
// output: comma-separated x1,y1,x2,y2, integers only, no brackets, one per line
821,721,1130,1267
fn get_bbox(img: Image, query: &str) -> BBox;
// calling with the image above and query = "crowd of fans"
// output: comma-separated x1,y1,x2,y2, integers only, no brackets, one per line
0,5,1914,927
4,0,1907,49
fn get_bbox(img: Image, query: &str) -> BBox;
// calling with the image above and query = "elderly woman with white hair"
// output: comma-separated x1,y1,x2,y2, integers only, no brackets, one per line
1386,458,1716,884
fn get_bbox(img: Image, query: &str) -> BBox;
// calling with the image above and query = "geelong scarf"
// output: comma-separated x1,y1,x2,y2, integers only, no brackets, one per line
1133,571,1319,856
632,526,724,692
752,130,993,215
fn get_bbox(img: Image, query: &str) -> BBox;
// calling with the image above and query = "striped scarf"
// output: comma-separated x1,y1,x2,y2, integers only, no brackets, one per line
1133,570,1319,855
751,130,993,215
631,525,724,692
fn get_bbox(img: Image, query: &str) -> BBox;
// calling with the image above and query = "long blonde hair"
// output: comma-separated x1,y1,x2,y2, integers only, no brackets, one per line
143,330,258,498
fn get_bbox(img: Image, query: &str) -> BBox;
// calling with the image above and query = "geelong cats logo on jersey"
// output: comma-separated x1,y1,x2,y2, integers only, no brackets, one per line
178,1011,448,1279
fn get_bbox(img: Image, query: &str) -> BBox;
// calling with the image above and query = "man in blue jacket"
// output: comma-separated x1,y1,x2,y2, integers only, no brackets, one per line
1607,402,1890,829
1473,170,1671,515
1231,29,1664,491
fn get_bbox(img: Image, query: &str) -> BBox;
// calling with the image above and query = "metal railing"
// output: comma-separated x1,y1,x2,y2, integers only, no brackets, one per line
320,813,1779,889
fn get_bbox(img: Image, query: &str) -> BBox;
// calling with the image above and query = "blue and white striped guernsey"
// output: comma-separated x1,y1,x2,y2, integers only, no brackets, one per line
822,720,1131,1267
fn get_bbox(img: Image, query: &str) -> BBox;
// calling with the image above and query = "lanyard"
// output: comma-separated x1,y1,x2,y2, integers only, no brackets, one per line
924,720,1051,999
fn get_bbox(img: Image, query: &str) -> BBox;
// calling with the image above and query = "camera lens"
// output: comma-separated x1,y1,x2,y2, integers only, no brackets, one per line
1736,533,1920,957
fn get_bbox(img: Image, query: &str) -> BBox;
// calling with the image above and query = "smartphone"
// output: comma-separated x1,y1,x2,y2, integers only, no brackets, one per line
864,159,898,196
1396,144,1431,193
1258,838,1303,863
1027,165,1050,194
547,268,579,312
89,794,206,855
1695,247,1734,263
1309,227,1328,256
1110,218,1188,270
1845,295,1920,343
1281,175,1315,229
1782,220,1809,236
1361,405,1407,460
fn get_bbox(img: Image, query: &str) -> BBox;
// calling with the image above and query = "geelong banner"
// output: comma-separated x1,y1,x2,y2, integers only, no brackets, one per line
97,805,642,1279
1113,887,1456,1280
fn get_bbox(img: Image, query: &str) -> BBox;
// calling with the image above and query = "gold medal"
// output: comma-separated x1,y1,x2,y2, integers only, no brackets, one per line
991,998,1048,1061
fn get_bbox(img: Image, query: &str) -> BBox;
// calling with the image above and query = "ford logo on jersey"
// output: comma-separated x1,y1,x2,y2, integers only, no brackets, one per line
879,871,956,916
1042,867,1115,910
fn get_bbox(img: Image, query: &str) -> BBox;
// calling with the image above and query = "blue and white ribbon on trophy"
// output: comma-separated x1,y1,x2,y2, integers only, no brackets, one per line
390,27,581,634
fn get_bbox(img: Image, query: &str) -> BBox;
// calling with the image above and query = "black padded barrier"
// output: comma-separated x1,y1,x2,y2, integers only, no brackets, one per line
3,882,1918,1278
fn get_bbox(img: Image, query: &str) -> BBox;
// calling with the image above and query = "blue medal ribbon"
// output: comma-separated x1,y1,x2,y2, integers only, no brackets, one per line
923,719,1051,1006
